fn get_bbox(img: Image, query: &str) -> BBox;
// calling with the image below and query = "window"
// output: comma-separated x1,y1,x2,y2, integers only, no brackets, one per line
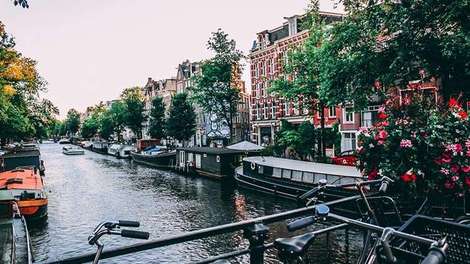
285,102,290,116
216,155,220,163
273,168,282,178
344,107,354,123
362,111,373,127
341,132,357,152
292,171,302,182
303,172,314,183
264,104,268,119
258,165,264,174
282,169,292,179
329,106,336,118
272,103,276,119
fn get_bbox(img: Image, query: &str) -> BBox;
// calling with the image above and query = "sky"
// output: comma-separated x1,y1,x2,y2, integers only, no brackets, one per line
0,0,342,118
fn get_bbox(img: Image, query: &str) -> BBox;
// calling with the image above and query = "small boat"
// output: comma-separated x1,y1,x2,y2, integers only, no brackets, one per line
0,148,45,176
63,146,85,155
0,168,48,219
58,138,71,144
130,146,176,169
0,190,33,264
92,140,108,154
80,141,93,149
107,144,135,159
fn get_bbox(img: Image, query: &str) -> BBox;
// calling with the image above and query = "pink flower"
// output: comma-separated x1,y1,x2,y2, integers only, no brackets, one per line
462,166,470,173
444,181,455,190
465,178,470,187
440,168,450,175
400,139,413,148
458,111,468,120
451,176,459,182
451,165,460,174
446,144,463,156
368,168,378,180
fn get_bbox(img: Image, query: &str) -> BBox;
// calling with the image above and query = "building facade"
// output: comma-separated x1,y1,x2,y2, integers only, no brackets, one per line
248,12,343,146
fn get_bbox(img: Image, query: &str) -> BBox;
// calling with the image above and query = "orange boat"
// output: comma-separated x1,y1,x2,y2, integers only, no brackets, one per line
0,167,47,219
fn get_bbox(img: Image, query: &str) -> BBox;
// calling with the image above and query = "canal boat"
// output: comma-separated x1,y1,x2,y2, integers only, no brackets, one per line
63,146,85,155
176,147,259,180
107,144,135,159
235,156,365,201
0,168,48,219
131,146,176,169
92,140,109,154
0,190,33,264
0,149,45,176
58,138,71,144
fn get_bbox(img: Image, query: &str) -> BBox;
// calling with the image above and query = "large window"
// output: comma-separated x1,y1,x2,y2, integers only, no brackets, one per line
329,106,336,118
341,132,357,152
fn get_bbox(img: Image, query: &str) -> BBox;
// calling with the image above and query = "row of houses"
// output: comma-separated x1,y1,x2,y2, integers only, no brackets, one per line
140,10,440,155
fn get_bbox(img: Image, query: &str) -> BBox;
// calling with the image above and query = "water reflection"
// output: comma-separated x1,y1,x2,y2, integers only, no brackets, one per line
29,144,361,263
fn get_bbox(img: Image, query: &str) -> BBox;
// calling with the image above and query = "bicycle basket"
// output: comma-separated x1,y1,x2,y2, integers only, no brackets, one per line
378,215,470,264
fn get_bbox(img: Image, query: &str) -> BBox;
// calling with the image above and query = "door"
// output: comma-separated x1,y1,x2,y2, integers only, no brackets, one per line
195,154,201,169
179,151,185,167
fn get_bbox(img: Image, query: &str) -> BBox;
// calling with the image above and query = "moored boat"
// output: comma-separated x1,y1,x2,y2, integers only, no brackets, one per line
0,148,45,176
0,190,33,264
0,168,47,219
235,156,365,201
58,138,71,144
63,146,85,155
92,140,109,154
131,146,176,169
107,144,135,159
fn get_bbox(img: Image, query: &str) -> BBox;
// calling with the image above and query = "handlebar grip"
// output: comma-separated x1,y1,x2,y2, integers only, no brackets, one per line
299,187,321,200
379,181,389,193
287,216,316,232
421,248,446,264
121,229,150,239
119,220,140,227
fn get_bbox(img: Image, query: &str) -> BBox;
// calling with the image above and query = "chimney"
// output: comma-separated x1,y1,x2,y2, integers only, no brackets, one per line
286,16,298,36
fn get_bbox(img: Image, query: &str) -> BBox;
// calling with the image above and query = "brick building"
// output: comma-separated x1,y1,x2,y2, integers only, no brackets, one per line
248,12,343,146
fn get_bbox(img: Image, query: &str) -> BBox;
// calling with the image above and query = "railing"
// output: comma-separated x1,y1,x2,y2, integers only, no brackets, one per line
43,195,361,264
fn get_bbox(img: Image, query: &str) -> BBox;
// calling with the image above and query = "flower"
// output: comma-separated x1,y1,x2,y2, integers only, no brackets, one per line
401,170,417,183
451,165,460,174
462,166,470,173
400,139,413,148
446,144,463,156
448,97,461,108
377,112,388,120
368,168,379,180
458,111,468,120
465,177,470,187
440,168,450,175
444,180,455,189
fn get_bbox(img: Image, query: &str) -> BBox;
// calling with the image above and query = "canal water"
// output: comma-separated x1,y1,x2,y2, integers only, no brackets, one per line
30,143,362,263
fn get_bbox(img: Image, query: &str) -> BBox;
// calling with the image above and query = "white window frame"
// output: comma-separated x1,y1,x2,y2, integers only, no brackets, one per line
343,107,355,124
328,106,336,118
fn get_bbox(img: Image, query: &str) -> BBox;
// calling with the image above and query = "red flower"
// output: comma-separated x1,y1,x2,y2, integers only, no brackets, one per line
377,112,388,120
458,111,468,120
462,166,470,173
368,168,378,180
401,171,417,183
449,97,460,108
451,165,460,174
375,130,388,141
444,180,456,190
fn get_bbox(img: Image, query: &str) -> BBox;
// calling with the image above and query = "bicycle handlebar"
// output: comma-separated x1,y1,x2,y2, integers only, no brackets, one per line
121,229,150,239
119,220,140,227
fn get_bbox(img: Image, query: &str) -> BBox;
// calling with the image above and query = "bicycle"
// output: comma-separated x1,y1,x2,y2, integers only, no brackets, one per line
88,220,150,264
273,203,450,264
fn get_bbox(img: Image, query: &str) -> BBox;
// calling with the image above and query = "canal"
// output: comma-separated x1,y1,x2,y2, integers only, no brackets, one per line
30,143,362,263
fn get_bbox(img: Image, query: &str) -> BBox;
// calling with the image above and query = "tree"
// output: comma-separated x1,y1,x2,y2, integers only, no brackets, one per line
81,115,99,139
274,120,317,160
191,29,243,143
269,2,330,157
121,87,146,139
166,93,196,146
108,101,127,141
65,109,80,136
148,96,166,139
98,111,114,140
318,0,470,108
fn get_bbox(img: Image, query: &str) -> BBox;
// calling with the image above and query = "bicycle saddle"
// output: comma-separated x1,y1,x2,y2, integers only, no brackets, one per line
274,232,316,257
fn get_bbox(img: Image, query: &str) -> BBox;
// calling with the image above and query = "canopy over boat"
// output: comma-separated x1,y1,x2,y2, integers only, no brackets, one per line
227,141,264,151
0,168,44,191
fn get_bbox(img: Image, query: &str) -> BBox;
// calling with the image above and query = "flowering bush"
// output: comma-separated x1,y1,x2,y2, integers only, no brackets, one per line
357,95,470,200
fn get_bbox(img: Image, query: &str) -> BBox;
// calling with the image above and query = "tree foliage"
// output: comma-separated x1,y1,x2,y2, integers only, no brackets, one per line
0,22,57,143
166,93,196,144
273,120,317,160
121,87,146,139
318,0,470,107
65,109,81,135
148,96,166,139
191,29,243,141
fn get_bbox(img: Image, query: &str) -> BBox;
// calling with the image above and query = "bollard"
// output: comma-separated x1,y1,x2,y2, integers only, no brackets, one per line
243,222,269,264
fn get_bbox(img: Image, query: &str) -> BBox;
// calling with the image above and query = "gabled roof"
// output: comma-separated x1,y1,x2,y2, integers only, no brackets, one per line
227,141,264,151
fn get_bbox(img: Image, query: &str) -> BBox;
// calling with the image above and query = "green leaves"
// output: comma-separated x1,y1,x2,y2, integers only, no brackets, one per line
148,96,165,139
166,93,196,143
121,87,147,139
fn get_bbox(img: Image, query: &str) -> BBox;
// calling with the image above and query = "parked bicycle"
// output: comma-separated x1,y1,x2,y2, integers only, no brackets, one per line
88,220,150,264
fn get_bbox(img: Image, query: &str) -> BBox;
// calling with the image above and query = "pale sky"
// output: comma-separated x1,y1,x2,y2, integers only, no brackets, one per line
0,0,342,117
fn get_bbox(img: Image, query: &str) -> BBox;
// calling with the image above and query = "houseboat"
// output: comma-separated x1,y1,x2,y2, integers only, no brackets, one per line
176,146,259,180
107,144,135,159
0,168,48,219
0,149,45,176
131,146,176,169
62,146,85,155
58,138,71,144
92,140,109,154
235,156,364,201
0,190,33,264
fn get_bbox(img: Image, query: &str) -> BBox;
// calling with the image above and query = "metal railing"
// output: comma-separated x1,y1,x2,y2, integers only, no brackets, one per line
43,195,361,264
